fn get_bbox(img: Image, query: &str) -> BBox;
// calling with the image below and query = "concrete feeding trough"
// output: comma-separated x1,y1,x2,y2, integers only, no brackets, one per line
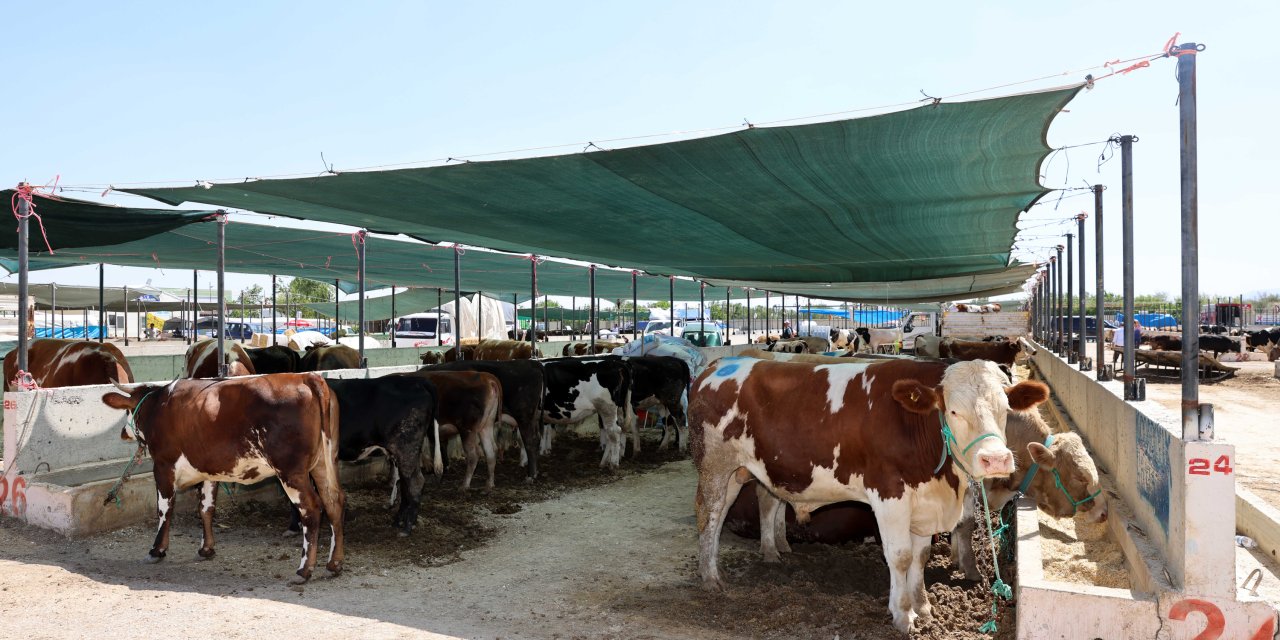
1016,347,1279,638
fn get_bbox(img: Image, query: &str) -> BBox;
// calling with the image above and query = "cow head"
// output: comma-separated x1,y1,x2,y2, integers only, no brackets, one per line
102,382,165,442
891,361,1048,479
1026,432,1108,523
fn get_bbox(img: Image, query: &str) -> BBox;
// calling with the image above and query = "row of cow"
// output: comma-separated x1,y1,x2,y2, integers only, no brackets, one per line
1142,328,1280,360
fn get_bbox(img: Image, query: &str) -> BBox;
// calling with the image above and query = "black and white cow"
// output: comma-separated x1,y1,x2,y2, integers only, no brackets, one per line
421,359,547,481
539,357,632,469
580,354,692,454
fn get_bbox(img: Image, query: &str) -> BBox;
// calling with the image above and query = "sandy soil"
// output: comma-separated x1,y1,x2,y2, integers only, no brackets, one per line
1140,361,1280,507
0,429,1019,640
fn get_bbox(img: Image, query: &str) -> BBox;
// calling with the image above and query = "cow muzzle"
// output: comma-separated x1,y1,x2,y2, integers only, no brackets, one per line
975,448,1016,478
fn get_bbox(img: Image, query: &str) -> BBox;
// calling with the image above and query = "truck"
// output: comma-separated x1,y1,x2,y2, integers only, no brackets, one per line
393,311,454,348
939,310,1030,340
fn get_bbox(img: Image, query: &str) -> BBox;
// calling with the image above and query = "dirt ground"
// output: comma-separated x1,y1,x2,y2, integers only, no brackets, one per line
0,429,1021,640
1140,360,1280,507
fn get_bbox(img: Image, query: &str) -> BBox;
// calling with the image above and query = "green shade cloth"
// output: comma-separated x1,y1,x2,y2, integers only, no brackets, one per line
0,190,214,251
0,282,198,312
126,86,1079,286
0,219,712,300
704,263,1037,304
303,289,459,323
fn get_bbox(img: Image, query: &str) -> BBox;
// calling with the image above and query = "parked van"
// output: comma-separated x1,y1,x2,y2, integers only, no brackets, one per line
393,312,454,348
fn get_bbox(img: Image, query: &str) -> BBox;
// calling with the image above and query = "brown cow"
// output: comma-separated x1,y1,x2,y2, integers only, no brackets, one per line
471,339,535,360
299,344,361,371
184,340,256,378
3,339,134,390
1143,334,1181,351
691,357,1047,633
937,337,1029,367
399,370,503,491
101,374,344,584
419,350,446,365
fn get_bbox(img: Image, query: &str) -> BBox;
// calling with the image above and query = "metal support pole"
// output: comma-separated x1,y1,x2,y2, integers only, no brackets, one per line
1055,247,1064,353
437,287,443,347
1077,214,1088,370
531,257,539,351
765,291,770,337
216,213,227,378
453,248,461,360
571,296,576,339
631,271,638,343
192,270,198,345
589,266,597,350
357,230,367,366
1065,233,1075,363
334,279,340,336
98,263,105,344
699,281,705,329
668,276,675,334
477,291,483,344
271,275,277,346
391,287,396,347
15,187,29,374
1094,186,1109,380
746,288,752,343
1177,44,1204,438
123,287,129,346
1049,255,1057,352
1120,134,1139,400
726,287,731,344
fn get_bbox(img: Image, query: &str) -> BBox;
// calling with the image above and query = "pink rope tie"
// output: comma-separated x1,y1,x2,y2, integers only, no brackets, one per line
11,180,57,254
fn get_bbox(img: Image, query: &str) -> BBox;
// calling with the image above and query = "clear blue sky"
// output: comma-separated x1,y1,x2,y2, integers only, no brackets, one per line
3,1,1272,303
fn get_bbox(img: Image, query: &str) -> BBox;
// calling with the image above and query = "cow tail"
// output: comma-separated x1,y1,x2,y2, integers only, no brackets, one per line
430,393,444,477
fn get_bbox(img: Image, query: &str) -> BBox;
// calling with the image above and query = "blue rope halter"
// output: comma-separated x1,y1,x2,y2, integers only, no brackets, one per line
1016,433,1102,513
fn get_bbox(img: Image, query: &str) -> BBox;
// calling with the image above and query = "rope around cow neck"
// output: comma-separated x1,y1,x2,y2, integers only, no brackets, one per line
102,389,160,508
935,411,1012,635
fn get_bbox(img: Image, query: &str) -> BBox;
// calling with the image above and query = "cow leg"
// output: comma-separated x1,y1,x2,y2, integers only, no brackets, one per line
951,495,980,581
460,428,481,492
308,455,346,576
387,464,401,509
870,499,917,634
147,467,177,563
674,392,690,454
389,444,425,537
197,481,218,559
520,417,539,482
756,484,790,562
909,532,935,624
598,404,623,470
697,466,750,591
539,422,554,455
279,476,323,584
479,420,497,491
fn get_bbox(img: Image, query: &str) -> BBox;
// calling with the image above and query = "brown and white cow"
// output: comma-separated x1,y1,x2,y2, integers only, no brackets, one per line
471,339,537,360
562,341,626,357
184,340,256,378
691,357,1047,633
3,339,134,390
101,374,344,584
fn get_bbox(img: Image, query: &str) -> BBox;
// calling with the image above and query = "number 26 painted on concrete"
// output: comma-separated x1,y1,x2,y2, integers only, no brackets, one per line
1169,599,1274,640
0,475,26,517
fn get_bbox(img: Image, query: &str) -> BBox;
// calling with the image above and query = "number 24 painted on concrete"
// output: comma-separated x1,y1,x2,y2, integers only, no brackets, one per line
1187,455,1232,477
1170,599,1274,640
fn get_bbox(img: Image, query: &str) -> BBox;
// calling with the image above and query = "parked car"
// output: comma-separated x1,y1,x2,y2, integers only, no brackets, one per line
642,320,684,338
680,321,725,347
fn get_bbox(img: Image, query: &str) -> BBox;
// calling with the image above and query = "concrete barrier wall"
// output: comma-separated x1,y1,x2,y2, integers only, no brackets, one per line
1032,344,1236,597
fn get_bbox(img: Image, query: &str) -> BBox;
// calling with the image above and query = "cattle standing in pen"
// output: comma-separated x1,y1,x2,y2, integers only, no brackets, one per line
300,344,362,371
246,345,301,374
3,338,134,390
101,374,344,584
690,356,1048,633
398,370,503,492
184,340,256,378
538,357,632,469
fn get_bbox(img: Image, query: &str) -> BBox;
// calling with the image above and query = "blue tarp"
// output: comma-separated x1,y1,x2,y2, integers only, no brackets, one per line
1114,313,1179,329
34,326,109,339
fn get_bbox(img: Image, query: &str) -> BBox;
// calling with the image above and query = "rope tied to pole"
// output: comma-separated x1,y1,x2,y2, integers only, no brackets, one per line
11,180,57,254
11,370,38,391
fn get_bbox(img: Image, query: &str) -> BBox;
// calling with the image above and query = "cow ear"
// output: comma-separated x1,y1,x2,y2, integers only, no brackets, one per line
1027,441,1056,468
101,391,137,411
1005,381,1049,411
892,380,939,414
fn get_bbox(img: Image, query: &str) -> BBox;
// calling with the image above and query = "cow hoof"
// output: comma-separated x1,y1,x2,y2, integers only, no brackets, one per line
282,528,301,538
144,552,165,564
197,548,216,560
290,570,311,585
326,561,343,576
761,551,782,564
701,577,726,593
523,477,535,485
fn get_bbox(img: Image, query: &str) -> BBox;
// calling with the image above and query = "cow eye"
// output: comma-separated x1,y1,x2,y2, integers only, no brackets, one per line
949,410,958,416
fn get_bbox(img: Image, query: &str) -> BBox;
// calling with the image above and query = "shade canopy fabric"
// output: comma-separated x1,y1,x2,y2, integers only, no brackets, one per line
0,282,196,312
1,190,214,251
0,218,712,300
702,263,1039,304
126,86,1079,289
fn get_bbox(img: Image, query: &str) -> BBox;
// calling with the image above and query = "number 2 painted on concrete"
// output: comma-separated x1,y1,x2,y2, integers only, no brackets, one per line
0,476,27,517
1169,598,1276,640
